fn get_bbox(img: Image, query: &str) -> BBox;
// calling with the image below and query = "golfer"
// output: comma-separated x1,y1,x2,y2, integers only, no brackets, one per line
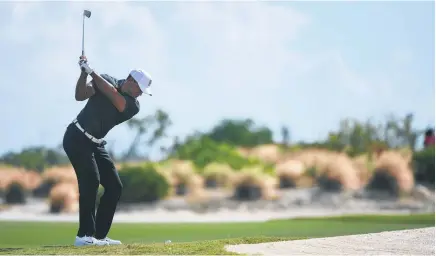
62,56,152,246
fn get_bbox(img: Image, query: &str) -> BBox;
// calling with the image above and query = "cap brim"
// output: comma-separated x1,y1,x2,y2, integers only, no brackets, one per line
143,87,152,96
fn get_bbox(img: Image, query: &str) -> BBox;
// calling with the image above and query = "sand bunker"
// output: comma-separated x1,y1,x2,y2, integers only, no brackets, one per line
226,227,435,255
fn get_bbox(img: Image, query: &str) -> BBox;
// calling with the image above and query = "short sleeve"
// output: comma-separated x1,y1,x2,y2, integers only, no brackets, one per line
91,74,118,94
121,95,140,119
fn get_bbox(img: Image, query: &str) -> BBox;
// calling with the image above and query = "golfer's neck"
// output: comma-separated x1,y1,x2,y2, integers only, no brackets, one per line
120,85,128,94
120,86,133,97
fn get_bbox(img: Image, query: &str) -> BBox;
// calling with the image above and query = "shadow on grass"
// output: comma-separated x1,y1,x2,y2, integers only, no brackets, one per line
41,245,70,248
0,248,23,253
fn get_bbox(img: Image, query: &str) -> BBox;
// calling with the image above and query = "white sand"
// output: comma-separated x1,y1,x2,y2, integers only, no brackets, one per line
0,202,423,223
0,189,433,223
225,227,435,255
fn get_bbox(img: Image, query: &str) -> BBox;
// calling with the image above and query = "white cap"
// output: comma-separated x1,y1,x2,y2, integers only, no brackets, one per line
129,69,152,96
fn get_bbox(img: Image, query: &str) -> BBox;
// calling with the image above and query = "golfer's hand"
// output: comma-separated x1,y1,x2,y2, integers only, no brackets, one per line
79,55,87,63
78,56,93,75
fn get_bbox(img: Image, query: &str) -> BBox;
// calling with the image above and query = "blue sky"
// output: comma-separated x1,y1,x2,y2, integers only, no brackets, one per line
0,1,434,159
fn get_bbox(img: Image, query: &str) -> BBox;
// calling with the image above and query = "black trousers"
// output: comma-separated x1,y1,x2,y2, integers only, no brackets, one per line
62,123,122,239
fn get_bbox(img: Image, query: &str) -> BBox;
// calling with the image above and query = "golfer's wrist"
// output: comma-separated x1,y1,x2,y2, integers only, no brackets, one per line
82,66,93,75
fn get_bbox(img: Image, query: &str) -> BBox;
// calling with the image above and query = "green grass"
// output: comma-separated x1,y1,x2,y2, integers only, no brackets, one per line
0,213,433,255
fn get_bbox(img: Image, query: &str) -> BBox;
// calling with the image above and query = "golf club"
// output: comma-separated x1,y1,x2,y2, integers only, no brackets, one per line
82,9,91,56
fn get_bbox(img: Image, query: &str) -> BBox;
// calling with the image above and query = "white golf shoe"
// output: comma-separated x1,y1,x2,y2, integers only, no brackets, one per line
74,236,109,246
100,237,122,245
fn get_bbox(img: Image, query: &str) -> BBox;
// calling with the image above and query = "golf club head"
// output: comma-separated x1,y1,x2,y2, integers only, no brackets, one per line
83,10,91,18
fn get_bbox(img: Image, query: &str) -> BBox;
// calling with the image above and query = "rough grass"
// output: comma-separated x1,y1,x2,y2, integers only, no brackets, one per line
0,213,433,255
0,236,297,255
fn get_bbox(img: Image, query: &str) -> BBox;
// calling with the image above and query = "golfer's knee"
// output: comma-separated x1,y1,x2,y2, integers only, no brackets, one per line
79,176,99,192
89,182,100,196
90,177,100,190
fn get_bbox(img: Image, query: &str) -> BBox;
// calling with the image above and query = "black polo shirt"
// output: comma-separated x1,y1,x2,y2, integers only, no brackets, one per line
75,74,140,139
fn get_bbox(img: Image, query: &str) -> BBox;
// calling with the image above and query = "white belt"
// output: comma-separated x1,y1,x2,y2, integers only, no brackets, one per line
72,119,104,144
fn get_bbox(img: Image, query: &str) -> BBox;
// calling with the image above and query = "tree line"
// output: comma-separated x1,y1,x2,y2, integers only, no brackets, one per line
1,109,433,173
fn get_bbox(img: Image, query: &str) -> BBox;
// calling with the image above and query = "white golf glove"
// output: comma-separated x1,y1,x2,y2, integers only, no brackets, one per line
78,58,93,75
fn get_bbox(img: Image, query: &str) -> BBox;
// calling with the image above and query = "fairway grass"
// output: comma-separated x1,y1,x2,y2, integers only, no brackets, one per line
0,213,433,255
0,237,297,255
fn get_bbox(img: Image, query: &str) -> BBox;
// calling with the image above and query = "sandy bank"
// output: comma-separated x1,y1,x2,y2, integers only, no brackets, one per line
225,227,435,255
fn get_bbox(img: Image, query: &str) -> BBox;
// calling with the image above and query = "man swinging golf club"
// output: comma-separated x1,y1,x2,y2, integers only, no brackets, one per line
62,55,152,246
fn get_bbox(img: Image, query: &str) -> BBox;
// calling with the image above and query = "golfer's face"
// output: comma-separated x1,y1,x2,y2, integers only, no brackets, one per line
130,81,143,97
125,77,142,97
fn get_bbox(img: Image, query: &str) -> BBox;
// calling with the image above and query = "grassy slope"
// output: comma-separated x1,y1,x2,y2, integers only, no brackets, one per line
0,213,433,255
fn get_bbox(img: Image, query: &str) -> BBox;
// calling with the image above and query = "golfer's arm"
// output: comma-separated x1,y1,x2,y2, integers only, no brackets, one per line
90,72,127,112
75,72,95,101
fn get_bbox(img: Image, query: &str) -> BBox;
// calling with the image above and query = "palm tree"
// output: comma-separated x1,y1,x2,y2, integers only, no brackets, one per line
123,109,172,161
147,109,172,147
123,115,154,161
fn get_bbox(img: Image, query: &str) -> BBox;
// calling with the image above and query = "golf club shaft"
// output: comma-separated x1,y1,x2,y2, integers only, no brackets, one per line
82,15,85,56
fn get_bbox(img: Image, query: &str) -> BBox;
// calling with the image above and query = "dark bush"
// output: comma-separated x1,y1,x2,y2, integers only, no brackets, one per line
50,201,62,213
118,164,169,203
413,147,435,185
175,183,186,196
366,171,399,196
205,178,218,189
278,176,296,189
317,175,343,192
233,184,262,201
33,179,57,198
4,182,28,204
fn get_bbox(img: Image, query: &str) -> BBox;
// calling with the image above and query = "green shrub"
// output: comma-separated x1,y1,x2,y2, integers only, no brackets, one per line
174,136,265,171
202,163,235,188
262,163,276,176
412,147,435,184
118,164,170,203
305,166,318,178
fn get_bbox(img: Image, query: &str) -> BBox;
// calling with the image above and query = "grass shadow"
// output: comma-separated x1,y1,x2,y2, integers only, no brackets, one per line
41,245,70,248
0,248,23,253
